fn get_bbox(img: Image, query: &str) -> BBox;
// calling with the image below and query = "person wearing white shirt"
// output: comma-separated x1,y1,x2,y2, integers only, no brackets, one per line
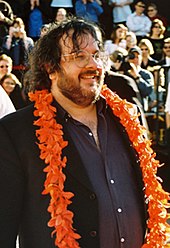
109,0,133,25
0,85,15,118
126,1,151,43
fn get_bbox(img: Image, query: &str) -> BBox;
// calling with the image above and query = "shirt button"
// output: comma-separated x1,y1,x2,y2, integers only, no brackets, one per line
117,208,122,213
89,193,96,200
90,231,97,237
89,132,93,136
110,179,115,184
120,237,125,243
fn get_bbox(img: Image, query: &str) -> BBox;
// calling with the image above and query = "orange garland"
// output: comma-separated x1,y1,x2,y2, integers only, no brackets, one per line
29,84,170,248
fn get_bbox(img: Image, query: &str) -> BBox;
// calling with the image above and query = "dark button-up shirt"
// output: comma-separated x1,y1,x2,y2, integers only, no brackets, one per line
54,98,145,248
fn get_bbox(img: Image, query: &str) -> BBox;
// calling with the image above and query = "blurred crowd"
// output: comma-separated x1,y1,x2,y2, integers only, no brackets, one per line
0,0,170,152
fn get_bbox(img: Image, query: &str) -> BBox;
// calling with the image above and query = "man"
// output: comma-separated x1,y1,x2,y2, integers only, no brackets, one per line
0,17,168,248
125,46,154,112
126,1,151,43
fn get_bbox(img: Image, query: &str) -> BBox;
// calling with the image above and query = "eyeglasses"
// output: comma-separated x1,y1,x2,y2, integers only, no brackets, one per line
163,46,170,49
62,50,108,68
147,9,154,12
0,65,9,68
137,4,145,8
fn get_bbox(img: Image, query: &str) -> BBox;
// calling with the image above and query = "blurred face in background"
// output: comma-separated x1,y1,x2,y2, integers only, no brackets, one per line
147,6,157,18
1,78,16,95
126,34,137,49
135,2,145,15
129,52,142,66
163,42,170,58
55,8,67,23
0,60,12,78
140,45,149,58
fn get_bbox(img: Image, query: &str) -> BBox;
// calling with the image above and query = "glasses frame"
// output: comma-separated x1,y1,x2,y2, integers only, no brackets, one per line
62,50,108,68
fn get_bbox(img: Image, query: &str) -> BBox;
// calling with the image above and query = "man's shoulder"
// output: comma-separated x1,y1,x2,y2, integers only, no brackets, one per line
0,103,35,130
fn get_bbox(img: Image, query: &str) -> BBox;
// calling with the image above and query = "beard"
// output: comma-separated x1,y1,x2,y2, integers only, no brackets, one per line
57,69,104,107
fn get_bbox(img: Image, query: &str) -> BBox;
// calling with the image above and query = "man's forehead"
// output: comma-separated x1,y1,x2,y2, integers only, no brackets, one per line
60,32,99,53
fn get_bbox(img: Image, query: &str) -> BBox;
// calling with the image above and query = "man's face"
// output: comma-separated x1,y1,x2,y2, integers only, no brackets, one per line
51,32,105,107
135,2,145,14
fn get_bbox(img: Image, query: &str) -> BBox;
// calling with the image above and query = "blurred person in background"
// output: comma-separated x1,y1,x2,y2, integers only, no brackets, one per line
54,8,67,24
125,31,137,51
109,0,133,26
0,72,25,109
126,1,151,43
125,46,154,112
2,17,34,81
104,24,127,55
158,38,170,107
148,19,166,61
0,53,12,79
0,0,13,49
75,0,103,24
138,38,165,112
146,3,168,28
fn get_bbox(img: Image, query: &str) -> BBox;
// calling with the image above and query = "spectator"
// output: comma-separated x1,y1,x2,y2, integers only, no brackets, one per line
0,72,25,109
125,31,137,51
138,38,158,70
39,23,50,38
158,37,170,105
54,8,67,24
146,3,168,28
28,6,43,41
75,0,103,24
0,53,12,79
138,38,165,112
104,24,127,55
2,17,34,81
148,19,166,61
0,0,13,48
109,0,133,26
125,46,154,112
0,84,15,118
126,1,151,43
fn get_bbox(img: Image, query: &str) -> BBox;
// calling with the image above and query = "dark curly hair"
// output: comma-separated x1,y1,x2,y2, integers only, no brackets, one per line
26,16,103,91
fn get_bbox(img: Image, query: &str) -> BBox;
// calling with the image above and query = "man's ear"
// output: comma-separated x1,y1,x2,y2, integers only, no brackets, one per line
49,71,58,81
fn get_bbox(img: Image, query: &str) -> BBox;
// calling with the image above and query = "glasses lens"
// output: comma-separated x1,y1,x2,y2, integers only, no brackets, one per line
63,50,108,68
74,50,90,67
148,9,154,12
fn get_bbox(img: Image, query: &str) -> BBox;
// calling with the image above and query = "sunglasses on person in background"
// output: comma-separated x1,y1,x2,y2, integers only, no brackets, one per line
137,5,145,8
0,65,9,68
141,48,148,51
163,46,170,49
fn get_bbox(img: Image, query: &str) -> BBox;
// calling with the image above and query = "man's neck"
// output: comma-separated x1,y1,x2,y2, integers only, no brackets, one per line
51,87,97,122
